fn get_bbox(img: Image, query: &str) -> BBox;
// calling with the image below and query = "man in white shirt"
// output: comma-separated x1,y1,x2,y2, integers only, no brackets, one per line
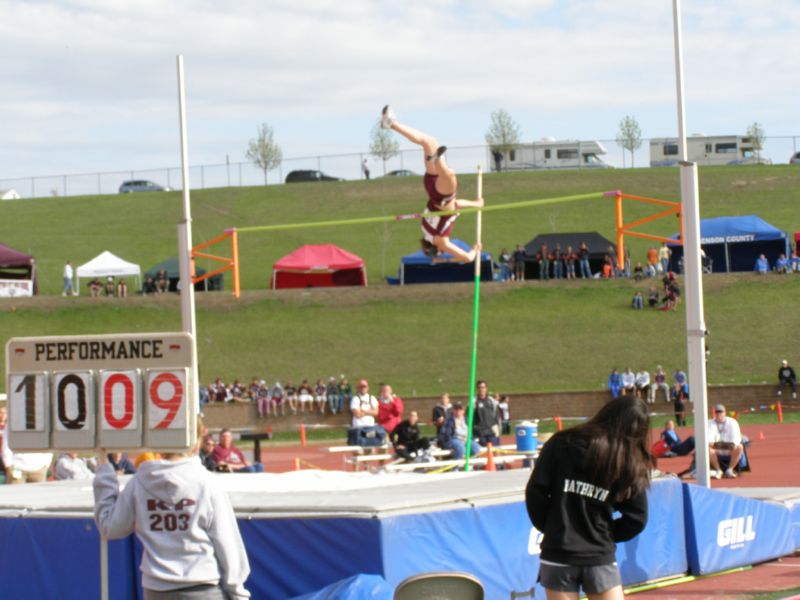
350,379,378,428
620,368,636,396
635,369,651,403
707,403,743,479
62,260,75,296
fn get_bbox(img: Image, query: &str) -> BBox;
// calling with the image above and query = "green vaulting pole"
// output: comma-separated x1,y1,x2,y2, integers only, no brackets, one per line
464,167,483,472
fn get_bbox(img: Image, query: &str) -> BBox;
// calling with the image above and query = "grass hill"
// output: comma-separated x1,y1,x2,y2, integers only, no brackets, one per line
1,165,799,395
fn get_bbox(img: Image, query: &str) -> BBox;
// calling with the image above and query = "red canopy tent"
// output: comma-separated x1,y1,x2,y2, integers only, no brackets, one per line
271,244,367,290
0,242,38,295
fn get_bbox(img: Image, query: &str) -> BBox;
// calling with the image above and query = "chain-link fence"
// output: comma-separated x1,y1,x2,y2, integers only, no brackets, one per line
2,137,798,199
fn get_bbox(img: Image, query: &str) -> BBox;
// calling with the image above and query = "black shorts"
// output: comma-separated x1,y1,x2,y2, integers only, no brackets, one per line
539,562,621,594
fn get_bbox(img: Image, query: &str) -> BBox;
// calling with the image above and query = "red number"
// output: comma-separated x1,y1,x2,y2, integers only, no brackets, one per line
104,373,134,429
150,372,183,429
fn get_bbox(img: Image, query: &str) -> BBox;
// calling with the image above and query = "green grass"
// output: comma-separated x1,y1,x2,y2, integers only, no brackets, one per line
2,166,799,395
749,588,800,600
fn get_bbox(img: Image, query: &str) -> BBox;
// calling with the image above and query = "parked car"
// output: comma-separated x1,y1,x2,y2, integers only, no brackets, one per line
383,169,418,177
790,152,800,165
119,180,171,193
285,170,341,183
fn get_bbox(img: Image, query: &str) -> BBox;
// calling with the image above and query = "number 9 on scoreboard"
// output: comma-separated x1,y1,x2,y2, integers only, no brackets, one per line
145,368,194,449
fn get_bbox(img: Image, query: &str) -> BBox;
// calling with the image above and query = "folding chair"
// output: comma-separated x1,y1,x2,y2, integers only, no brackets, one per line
394,571,484,600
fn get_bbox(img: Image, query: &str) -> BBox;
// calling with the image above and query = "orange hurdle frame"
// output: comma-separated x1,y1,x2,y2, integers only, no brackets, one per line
604,190,683,272
191,228,241,298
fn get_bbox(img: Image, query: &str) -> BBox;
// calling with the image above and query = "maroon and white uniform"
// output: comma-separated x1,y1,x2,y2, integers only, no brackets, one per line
421,173,458,243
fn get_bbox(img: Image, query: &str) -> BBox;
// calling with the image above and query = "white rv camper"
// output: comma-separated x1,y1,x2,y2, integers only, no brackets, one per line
649,135,769,167
491,139,611,171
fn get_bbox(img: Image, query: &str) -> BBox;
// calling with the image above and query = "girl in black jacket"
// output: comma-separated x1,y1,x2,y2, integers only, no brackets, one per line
525,396,651,599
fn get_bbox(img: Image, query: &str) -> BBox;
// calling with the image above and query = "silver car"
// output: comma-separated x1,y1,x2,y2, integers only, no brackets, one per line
119,180,171,193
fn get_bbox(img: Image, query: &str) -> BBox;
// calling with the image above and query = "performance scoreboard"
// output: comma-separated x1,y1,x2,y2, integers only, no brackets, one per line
5,333,197,452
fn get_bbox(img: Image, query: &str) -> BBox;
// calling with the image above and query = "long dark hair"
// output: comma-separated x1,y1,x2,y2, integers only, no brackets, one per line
557,396,652,500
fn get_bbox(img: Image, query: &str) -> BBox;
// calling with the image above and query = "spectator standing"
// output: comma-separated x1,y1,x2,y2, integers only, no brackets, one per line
361,158,370,180
498,248,512,281
671,383,689,426
212,429,264,473
647,247,659,274
777,359,797,399
391,411,431,461
104,276,116,297
377,383,404,435
578,242,592,279
754,254,769,274
89,278,103,297
326,377,339,414
620,368,636,396
552,244,564,279
155,269,169,293
607,368,622,400
564,245,577,279
473,380,500,447
538,243,550,280
498,395,511,435
650,365,670,403
658,242,672,274
350,379,379,429
437,402,480,460
142,276,157,295
62,260,76,296
512,244,527,281
432,393,452,435
635,368,651,402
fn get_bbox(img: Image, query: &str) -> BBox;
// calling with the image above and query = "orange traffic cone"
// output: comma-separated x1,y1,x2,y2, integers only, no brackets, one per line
294,457,301,471
758,431,765,441
300,423,307,447
485,443,497,472
777,401,784,423
555,416,563,431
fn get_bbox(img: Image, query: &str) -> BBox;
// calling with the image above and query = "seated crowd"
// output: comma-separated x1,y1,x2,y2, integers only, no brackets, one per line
608,365,690,425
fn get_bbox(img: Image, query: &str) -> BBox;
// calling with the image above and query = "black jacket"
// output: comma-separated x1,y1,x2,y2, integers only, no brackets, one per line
525,434,648,565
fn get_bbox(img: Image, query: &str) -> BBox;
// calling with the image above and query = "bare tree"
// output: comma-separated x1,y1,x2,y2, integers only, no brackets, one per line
746,122,765,162
245,123,282,184
616,115,642,168
369,123,399,175
485,109,522,171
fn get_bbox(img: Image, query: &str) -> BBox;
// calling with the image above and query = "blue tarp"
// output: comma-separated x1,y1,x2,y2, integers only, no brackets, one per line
388,239,494,285
288,575,393,600
667,215,789,272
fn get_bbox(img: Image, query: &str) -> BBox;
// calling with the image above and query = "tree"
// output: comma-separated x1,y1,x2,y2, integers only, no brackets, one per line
746,122,765,162
616,115,642,168
369,123,399,175
245,123,282,184
485,109,522,171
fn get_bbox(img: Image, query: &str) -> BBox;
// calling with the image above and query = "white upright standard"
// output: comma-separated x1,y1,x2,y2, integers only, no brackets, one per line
672,0,710,487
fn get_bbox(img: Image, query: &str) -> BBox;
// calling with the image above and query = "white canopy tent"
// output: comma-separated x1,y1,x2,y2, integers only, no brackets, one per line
76,251,141,295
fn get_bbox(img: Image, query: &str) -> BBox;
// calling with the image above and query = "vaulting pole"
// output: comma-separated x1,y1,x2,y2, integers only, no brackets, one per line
464,167,483,472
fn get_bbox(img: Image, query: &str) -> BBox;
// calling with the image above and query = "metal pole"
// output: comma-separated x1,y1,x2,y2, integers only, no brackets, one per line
176,55,201,419
100,536,109,600
673,0,710,487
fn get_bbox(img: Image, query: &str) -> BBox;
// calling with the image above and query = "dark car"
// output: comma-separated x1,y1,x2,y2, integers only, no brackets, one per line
383,169,418,177
285,170,341,183
119,180,171,193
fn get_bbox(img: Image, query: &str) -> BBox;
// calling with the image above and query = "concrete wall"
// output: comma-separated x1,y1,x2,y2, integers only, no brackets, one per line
203,383,784,432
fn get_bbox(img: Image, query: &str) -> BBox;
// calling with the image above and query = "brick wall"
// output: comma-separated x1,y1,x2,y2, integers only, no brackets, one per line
202,383,785,431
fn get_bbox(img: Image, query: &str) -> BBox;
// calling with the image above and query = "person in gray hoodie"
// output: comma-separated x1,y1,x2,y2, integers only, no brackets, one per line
93,440,250,599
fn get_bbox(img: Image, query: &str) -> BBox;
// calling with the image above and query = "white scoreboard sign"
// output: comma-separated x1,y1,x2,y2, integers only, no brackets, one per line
5,333,196,452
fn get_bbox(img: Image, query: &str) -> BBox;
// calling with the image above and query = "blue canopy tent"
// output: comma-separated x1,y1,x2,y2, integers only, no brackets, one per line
667,215,790,273
387,240,494,285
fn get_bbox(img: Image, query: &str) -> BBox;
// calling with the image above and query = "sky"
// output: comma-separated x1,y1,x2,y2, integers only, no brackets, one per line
1,0,798,186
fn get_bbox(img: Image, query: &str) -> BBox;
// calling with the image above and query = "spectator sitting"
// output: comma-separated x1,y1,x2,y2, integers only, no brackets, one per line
708,404,743,479
107,452,137,475
198,435,218,471
256,380,271,418
338,377,352,416
229,380,246,402
633,262,645,281
55,452,94,480
754,253,769,274
432,393,452,435
791,251,800,272
673,368,688,395
437,402,480,460
326,376,339,414
314,378,327,414
660,420,695,456
377,383,404,435
631,291,644,309
620,367,636,396
269,381,285,416
212,378,228,402
650,365,671,403
284,381,298,414
775,253,790,274
156,269,169,293
607,368,622,400
211,429,264,473
248,377,261,402
104,276,115,297
116,278,128,298
391,411,431,461
777,359,797,399
142,276,157,295
297,379,314,413
88,278,103,297
635,368,650,402
648,286,659,307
